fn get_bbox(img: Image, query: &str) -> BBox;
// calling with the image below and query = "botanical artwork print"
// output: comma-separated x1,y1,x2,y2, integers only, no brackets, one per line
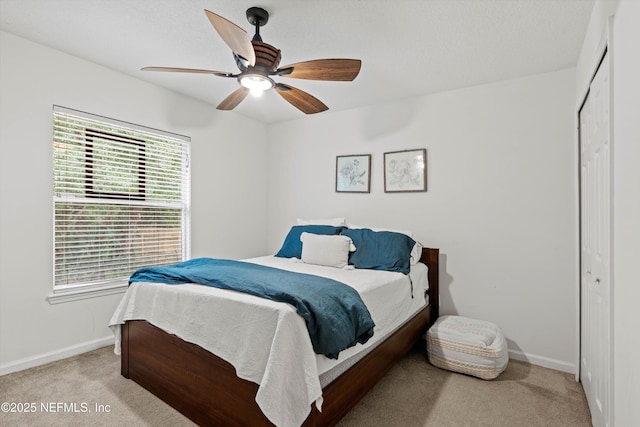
384,149,426,192
336,155,370,192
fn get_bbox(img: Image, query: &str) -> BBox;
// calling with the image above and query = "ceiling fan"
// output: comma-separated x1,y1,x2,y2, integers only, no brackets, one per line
142,7,361,114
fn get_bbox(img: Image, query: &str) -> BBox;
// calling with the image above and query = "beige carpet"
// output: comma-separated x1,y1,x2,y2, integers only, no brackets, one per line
0,343,591,426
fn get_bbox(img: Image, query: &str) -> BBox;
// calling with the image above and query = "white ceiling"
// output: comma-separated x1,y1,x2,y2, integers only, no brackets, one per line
0,0,594,124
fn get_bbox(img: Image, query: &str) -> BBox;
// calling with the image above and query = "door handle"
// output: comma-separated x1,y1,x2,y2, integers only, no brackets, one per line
594,277,600,284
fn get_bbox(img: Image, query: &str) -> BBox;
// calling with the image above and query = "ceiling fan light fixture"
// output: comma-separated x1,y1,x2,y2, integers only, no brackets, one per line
240,73,274,96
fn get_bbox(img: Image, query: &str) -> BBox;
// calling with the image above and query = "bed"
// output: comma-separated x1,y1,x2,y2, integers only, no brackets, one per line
111,225,439,427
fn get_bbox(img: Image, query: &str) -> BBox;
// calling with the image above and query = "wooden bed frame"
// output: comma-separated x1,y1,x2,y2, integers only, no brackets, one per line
120,248,439,426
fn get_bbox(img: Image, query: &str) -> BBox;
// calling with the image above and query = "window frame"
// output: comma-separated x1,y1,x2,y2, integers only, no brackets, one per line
49,106,191,304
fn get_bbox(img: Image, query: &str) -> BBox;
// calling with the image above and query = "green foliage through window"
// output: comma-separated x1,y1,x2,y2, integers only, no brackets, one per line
53,106,190,289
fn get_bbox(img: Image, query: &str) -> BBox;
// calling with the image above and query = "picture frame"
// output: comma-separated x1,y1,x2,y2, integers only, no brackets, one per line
384,149,427,192
336,154,371,193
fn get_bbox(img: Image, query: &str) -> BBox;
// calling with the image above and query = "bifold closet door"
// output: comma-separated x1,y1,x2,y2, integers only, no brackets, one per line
579,51,611,427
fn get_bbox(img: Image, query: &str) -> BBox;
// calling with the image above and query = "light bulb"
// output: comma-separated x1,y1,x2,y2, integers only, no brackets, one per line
239,73,274,95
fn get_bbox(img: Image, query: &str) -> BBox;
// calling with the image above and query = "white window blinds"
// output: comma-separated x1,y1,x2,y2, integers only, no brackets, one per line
53,106,190,290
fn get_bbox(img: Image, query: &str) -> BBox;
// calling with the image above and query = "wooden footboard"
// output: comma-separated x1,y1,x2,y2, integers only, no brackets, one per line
121,248,439,426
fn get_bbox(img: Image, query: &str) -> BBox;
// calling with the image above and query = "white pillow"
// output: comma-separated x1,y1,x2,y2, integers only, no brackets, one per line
410,241,423,265
297,217,346,227
346,223,423,264
300,232,355,268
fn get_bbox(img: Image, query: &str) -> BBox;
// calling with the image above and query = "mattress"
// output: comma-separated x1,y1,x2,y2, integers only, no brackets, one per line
109,255,428,427
319,293,429,387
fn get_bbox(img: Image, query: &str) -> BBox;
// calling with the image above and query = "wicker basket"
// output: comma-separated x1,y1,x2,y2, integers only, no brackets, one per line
427,315,508,380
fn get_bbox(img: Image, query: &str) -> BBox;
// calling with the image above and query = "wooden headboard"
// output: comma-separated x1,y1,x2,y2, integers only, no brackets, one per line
420,247,440,323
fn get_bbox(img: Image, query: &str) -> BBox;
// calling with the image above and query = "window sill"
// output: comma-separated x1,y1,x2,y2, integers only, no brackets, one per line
47,283,128,304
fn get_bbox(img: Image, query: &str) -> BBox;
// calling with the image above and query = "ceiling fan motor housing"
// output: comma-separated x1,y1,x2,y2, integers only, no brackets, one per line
252,41,281,71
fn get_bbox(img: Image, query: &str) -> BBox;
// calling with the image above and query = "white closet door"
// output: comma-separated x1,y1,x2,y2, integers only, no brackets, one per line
580,52,611,427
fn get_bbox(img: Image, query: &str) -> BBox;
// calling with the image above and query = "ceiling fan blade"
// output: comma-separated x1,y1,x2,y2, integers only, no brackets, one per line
275,83,328,114
217,87,250,110
204,9,256,66
276,59,361,81
142,67,237,77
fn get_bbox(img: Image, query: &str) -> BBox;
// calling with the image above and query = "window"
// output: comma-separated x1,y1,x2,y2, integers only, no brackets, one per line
51,106,190,301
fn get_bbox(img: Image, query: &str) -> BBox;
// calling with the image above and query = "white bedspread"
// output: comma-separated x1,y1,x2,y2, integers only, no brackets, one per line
109,256,428,427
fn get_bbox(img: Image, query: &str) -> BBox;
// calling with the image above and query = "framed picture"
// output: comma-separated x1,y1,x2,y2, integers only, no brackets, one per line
336,154,371,193
384,149,427,192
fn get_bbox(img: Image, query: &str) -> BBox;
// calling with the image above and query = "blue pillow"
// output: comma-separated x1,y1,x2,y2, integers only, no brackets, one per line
275,225,344,259
341,228,416,274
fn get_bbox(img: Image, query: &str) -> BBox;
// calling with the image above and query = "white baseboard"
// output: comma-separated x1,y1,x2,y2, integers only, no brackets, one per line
509,348,577,374
0,336,115,376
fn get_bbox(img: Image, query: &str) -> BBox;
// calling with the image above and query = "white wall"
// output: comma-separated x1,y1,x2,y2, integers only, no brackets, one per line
0,31,268,373
611,1,640,425
267,69,577,371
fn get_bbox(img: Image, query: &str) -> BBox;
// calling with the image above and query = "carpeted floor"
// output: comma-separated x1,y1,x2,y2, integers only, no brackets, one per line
0,343,591,426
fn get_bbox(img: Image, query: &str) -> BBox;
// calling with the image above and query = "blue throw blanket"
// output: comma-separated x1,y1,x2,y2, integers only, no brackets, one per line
129,258,375,359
